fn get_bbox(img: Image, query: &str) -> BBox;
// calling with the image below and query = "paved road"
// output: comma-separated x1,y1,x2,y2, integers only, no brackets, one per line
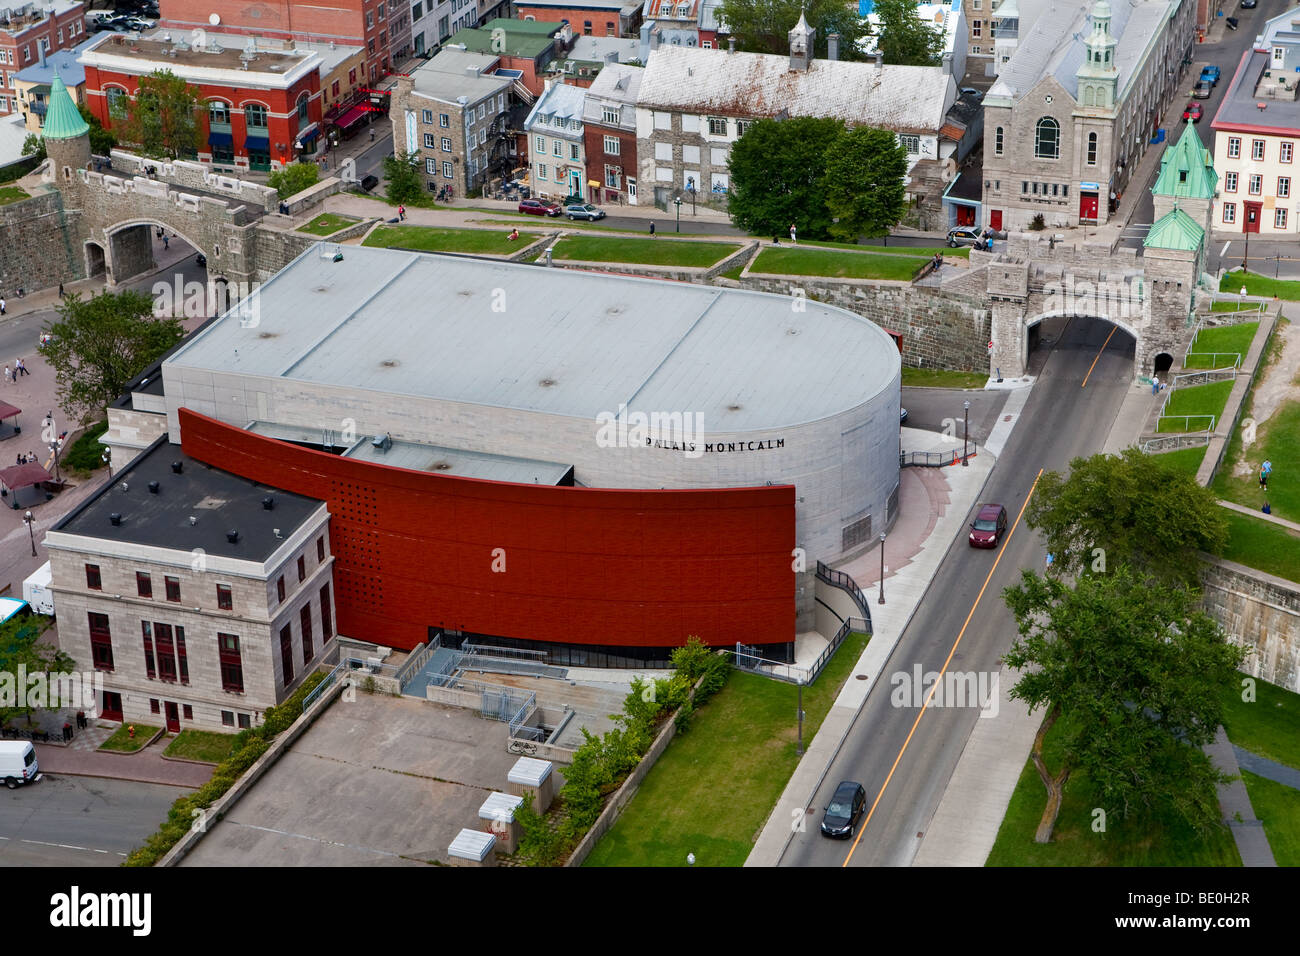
901,388,1005,447
0,774,188,866
781,316,1134,866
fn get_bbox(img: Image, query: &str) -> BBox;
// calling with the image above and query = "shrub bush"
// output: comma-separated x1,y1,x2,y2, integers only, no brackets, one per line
1029,213,1046,231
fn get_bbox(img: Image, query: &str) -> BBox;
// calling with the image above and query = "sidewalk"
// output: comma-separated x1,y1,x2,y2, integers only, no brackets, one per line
746,422,1003,866
35,735,214,788
1206,727,1276,866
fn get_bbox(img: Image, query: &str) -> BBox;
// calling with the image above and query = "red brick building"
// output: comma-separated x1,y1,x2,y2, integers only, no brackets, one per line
159,0,408,81
515,0,641,37
82,32,324,171
579,61,641,204
0,1,89,117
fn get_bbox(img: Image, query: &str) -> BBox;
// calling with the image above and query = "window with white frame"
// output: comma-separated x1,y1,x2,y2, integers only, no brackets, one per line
1277,207,1288,229
570,143,579,160
426,157,438,174
604,164,620,187
736,120,751,137
1279,176,1291,198
603,105,620,124
1223,202,1236,223
552,139,561,156
994,127,1003,155
708,116,727,135
1249,173,1262,194
535,135,545,153
440,113,449,128
423,133,435,148
442,137,452,152
1228,136,1241,158
1225,171,1238,192
443,161,453,178
538,163,548,179
899,134,920,155
603,135,619,154
479,130,486,145
1274,46,1286,66
422,109,433,123
1253,139,1266,161
1283,142,1295,163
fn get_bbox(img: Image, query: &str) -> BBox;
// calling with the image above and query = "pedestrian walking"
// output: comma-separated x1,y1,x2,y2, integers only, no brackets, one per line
58,282,64,298
15,357,27,377
163,234,169,250
789,222,797,244
649,221,656,236
398,204,406,221
0,297,6,316
1151,375,1160,396
370,127,375,143
1263,459,1273,479
1260,467,1268,491
3,365,10,385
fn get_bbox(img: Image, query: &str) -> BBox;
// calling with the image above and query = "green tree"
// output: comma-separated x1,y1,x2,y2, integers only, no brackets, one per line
383,150,423,205
717,0,871,60
39,290,184,426
1027,447,1228,586
21,132,45,160
873,0,945,66
79,103,118,156
822,125,907,241
267,161,320,200
728,116,843,239
1003,566,1244,843
111,70,201,159
0,616,73,728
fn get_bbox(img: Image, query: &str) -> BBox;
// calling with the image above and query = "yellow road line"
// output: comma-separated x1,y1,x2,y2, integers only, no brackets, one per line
1081,326,1118,388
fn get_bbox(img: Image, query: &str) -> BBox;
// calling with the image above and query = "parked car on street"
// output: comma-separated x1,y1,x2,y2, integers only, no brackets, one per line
969,503,1008,549
1241,0,1258,7
1182,102,1203,122
1192,80,1213,99
820,780,867,838
519,198,561,216
1226,15,1240,28
565,203,605,221
946,226,983,248
1200,65,1221,86
359,174,379,193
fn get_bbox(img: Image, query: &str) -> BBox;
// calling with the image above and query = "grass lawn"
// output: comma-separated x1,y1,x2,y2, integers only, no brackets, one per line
750,247,928,280
1148,445,1207,478
0,185,28,205
552,235,740,268
1220,269,1300,301
1212,401,1300,522
1239,771,1300,866
363,224,539,255
902,367,987,389
100,724,160,753
718,264,746,281
985,712,1241,865
1185,322,1259,369
1211,301,1266,313
297,213,360,237
163,729,237,763
61,421,109,477
796,238,971,258
1156,380,1234,433
583,632,870,867
1220,510,1300,583
1221,675,1300,770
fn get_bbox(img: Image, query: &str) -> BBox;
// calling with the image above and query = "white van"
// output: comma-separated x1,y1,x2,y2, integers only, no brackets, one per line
0,741,39,788
23,561,54,616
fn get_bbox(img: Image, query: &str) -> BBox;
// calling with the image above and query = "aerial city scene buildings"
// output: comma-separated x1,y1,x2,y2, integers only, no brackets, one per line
0,0,1296,901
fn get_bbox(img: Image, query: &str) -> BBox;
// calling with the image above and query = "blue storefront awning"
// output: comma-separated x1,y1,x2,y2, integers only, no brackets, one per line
295,123,320,145
208,131,233,147
245,135,269,151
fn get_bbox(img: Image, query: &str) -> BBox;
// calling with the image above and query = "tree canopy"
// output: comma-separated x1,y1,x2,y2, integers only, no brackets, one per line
383,150,423,205
110,70,201,160
39,290,185,426
728,116,843,239
1027,446,1228,587
823,125,908,241
872,0,946,66
22,105,116,162
1003,566,1244,843
0,615,74,728
268,161,320,200
717,0,871,60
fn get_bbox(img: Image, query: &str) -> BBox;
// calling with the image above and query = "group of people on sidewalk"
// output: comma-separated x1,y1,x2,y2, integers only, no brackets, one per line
3,358,30,384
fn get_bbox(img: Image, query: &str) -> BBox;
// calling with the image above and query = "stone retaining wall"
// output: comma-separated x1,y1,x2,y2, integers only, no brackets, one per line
1201,556,1300,694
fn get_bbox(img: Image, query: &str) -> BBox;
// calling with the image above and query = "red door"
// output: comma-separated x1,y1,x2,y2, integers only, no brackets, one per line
102,691,122,722
1244,201,1262,233
164,701,180,733
990,209,1003,231
1079,192,1099,221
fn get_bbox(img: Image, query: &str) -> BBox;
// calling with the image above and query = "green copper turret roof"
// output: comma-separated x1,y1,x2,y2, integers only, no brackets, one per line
42,71,89,141
1144,206,1205,253
1152,120,1217,200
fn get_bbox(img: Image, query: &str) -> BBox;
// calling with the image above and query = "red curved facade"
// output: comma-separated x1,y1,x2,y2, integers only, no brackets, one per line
179,409,796,652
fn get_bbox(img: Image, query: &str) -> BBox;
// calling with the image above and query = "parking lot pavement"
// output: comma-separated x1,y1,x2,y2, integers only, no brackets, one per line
180,692,533,866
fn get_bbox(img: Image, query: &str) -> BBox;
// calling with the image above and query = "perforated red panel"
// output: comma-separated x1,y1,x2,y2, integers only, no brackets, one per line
179,409,796,652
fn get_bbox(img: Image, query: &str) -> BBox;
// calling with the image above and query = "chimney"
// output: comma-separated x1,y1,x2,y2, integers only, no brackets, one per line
650,29,660,50
827,33,839,62
875,52,883,70
728,35,735,54
37,37,46,68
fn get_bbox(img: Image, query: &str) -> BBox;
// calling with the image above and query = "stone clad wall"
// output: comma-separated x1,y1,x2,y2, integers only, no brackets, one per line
1201,556,1300,694
0,189,84,291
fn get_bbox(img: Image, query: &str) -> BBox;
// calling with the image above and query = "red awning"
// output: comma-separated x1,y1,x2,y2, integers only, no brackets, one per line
0,401,19,420
0,462,51,491
334,105,370,130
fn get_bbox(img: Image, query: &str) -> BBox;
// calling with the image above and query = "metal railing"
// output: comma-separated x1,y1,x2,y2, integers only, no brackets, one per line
394,637,436,690
1140,434,1211,454
732,616,869,686
507,693,542,741
900,443,977,468
1180,355,1242,373
816,561,873,629
1156,414,1216,434
303,656,365,711
462,642,548,662
1172,367,1237,387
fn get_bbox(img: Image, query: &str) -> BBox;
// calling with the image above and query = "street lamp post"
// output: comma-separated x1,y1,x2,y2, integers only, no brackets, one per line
877,532,886,604
674,196,682,233
962,400,971,466
45,412,61,483
23,510,35,557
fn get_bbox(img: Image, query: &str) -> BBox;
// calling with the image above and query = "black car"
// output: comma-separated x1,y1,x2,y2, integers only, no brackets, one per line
359,174,379,192
820,780,867,838
1241,0,1257,8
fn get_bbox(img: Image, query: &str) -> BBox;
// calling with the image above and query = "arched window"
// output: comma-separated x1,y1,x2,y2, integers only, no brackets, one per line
1083,86,1095,107
209,101,230,124
1087,131,1098,166
106,86,127,119
244,103,268,131
1035,117,1060,159
297,92,310,127
994,126,1003,155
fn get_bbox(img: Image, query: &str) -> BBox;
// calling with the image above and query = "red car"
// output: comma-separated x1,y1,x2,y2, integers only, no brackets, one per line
1183,102,1202,122
969,503,1008,548
518,198,561,216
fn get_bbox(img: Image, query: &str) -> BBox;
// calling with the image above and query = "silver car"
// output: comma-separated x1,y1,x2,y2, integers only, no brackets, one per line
566,203,606,221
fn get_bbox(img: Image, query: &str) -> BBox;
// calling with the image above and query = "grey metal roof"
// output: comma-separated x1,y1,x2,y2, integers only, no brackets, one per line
410,50,513,103
478,791,525,822
163,245,901,432
524,81,587,135
53,436,323,562
637,45,955,134
582,63,644,126
345,437,573,485
1212,13,1300,134
15,36,95,86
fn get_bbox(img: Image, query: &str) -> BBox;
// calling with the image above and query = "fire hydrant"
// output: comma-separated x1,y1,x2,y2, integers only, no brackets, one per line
128,724,136,739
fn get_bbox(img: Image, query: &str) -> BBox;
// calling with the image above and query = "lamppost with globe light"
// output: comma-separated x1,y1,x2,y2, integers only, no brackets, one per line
674,196,681,232
23,510,35,557
877,532,886,604
963,400,971,466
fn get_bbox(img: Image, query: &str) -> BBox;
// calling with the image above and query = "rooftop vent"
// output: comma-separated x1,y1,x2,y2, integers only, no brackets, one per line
110,513,122,526
371,433,392,452
148,480,160,494
262,495,275,510
226,530,240,543
171,461,183,473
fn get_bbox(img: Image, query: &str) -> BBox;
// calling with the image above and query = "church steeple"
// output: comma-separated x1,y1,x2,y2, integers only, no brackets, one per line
788,9,815,72
1076,0,1118,110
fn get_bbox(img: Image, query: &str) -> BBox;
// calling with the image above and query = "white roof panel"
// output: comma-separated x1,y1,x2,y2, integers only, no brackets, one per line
508,756,553,785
